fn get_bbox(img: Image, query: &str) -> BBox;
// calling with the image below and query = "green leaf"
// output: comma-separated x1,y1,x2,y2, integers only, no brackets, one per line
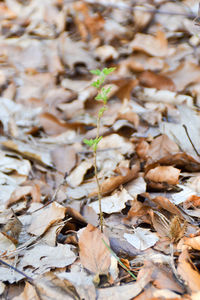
95,92,103,101
98,107,107,117
83,138,95,147
102,67,116,75
90,69,102,75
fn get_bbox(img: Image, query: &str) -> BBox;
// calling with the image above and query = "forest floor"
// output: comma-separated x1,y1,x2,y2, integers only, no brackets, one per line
1,0,200,299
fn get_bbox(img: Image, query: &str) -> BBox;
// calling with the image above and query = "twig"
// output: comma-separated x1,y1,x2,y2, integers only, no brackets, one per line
0,259,33,282
182,124,200,157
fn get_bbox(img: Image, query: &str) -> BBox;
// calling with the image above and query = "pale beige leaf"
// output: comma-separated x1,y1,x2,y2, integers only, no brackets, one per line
66,160,93,188
28,202,66,236
89,188,132,214
130,31,168,57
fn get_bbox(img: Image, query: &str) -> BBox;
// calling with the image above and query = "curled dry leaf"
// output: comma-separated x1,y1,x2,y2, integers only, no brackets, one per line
147,134,179,163
138,71,175,91
130,31,168,57
79,224,111,275
28,202,66,236
89,163,139,197
2,140,53,167
7,184,41,207
145,166,180,185
152,196,183,218
13,282,40,300
177,248,200,293
66,160,93,188
183,233,200,251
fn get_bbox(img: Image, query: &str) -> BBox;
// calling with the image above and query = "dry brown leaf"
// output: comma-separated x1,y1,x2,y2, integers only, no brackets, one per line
34,272,79,300
165,61,200,92
152,196,183,218
137,261,184,294
51,145,77,174
89,163,139,197
28,202,66,236
130,31,168,57
2,140,53,167
184,195,200,209
98,270,151,300
136,139,149,159
7,184,41,207
124,200,151,226
177,248,200,292
39,112,73,135
79,224,111,275
147,134,179,163
13,282,40,300
139,71,175,91
183,234,200,251
67,160,93,188
145,166,180,185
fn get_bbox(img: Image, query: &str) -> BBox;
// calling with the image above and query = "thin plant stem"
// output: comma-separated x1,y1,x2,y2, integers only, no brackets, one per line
102,239,137,280
94,110,104,232
182,124,200,157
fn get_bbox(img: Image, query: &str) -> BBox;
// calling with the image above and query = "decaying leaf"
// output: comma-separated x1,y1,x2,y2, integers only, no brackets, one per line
177,248,200,292
28,202,66,236
79,224,111,275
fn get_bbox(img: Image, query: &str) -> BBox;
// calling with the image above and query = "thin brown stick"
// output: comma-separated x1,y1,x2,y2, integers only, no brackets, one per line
0,259,33,282
94,113,103,233
182,124,200,157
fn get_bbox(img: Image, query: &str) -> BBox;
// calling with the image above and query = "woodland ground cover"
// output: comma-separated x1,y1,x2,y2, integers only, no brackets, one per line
1,0,200,299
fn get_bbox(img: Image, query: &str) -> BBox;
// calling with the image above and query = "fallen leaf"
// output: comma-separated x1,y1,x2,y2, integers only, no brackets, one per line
8,184,41,207
89,188,132,214
124,228,159,251
98,270,151,300
130,31,169,57
66,160,93,188
79,224,111,275
152,196,183,218
177,248,200,292
18,243,76,277
145,166,180,185
139,71,175,91
13,282,40,300
89,163,139,197
147,134,179,163
28,202,66,236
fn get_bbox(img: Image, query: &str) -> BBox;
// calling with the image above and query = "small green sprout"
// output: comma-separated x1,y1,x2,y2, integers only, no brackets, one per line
84,67,116,232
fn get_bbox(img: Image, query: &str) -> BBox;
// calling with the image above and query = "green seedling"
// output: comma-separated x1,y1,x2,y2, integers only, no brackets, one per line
84,67,116,232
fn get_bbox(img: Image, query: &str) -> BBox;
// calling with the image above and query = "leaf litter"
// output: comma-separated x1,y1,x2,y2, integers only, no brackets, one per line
1,0,200,299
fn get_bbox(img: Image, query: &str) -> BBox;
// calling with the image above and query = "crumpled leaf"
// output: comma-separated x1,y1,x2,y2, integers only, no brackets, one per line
124,228,159,251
